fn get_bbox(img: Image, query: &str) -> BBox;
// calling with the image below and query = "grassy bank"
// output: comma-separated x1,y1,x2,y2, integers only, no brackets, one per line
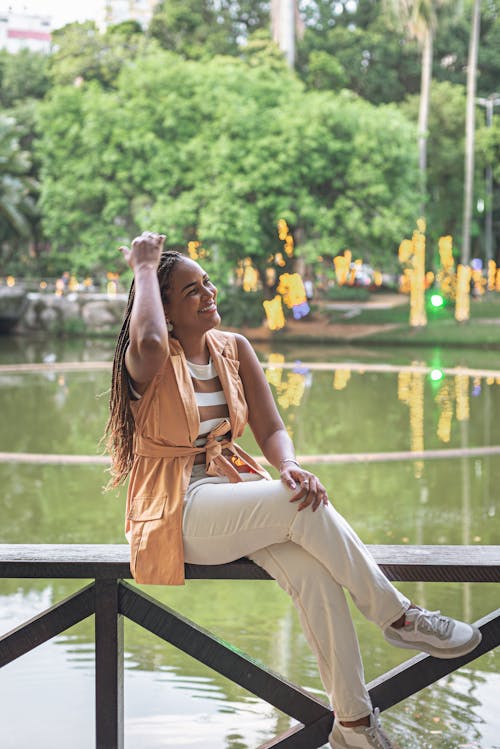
324,293,500,347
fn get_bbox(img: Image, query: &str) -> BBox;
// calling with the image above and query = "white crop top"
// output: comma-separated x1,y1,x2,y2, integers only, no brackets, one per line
129,358,229,445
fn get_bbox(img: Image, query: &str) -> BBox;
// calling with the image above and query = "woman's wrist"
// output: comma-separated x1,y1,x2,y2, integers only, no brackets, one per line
133,262,160,276
279,457,300,472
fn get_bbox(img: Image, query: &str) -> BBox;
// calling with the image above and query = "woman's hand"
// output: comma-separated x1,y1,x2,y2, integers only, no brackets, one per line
119,231,166,272
280,462,329,512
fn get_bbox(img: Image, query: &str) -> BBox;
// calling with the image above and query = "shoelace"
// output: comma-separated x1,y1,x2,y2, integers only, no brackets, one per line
411,609,452,637
364,708,394,749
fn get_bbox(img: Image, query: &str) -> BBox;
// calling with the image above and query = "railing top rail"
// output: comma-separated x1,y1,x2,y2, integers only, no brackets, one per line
0,544,499,582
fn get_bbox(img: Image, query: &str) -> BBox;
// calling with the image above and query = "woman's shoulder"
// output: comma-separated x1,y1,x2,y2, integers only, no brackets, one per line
207,328,248,357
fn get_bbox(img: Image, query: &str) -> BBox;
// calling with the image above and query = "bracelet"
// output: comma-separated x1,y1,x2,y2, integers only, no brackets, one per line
279,458,300,471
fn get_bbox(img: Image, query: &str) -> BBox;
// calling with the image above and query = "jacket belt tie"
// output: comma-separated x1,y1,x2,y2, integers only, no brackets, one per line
134,419,242,482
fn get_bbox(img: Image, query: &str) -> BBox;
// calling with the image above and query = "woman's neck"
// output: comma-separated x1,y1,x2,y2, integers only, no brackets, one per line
177,332,210,365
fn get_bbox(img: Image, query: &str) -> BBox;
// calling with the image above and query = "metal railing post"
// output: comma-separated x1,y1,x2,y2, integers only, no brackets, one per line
95,579,124,749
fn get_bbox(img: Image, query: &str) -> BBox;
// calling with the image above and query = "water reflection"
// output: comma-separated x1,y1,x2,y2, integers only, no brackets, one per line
0,340,499,748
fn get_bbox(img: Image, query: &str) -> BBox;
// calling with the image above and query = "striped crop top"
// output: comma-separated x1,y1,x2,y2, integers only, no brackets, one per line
129,358,229,444
186,358,230,445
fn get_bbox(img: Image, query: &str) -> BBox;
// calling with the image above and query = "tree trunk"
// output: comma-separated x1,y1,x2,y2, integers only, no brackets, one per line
271,0,296,67
462,0,481,265
418,25,433,202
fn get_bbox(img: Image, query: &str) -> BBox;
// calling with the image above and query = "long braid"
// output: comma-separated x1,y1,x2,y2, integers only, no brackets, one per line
104,250,183,488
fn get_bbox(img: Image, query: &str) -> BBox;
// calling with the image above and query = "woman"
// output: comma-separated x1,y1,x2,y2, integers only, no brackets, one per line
105,231,481,749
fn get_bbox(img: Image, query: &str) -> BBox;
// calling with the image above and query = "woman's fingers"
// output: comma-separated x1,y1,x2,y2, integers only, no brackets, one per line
286,472,328,512
118,245,131,261
297,477,317,511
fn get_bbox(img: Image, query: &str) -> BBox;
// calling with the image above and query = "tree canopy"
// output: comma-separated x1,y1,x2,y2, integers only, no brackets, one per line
0,0,499,276
36,50,419,276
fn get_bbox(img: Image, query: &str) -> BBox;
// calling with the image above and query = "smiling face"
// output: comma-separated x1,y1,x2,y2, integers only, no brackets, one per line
162,257,220,337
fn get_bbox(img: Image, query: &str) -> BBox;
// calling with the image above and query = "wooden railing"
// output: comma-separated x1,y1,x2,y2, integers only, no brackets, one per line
1,544,499,749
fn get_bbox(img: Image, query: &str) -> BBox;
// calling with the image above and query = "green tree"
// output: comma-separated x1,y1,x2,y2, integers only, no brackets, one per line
433,0,500,99
150,0,271,59
0,48,49,108
383,0,456,198
462,0,481,264
297,1,500,105
36,51,419,277
297,0,422,104
0,116,38,271
49,20,148,88
477,117,500,261
402,81,468,254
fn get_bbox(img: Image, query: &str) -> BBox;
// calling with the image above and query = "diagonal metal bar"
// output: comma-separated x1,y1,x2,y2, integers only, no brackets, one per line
118,581,330,726
368,609,500,712
0,583,95,667
256,712,334,749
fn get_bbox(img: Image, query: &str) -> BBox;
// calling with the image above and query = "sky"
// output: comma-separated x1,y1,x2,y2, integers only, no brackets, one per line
3,1,104,28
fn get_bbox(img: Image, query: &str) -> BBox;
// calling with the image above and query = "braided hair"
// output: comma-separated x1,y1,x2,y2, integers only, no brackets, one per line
104,250,183,488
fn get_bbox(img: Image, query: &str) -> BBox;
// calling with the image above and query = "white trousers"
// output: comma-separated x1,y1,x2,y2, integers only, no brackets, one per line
182,476,410,721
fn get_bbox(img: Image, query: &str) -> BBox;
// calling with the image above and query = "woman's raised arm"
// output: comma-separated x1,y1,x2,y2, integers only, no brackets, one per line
121,231,169,393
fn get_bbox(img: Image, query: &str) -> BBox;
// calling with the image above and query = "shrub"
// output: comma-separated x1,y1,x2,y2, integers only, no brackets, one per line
217,286,265,328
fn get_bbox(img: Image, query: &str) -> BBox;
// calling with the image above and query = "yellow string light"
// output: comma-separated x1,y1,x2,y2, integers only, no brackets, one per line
333,369,351,390
277,372,306,409
455,374,470,422
277,273,307,308
264,353,285,389
398,368,424,477
277,219,289,241
264,353,307,410
242,258,260,292
333,252,351,286
398,239,413,264
455,264,471,322
188,241,201,259
471,267,486,296
265,267,276,287
399,269,411,294
277,218,294,257
263,295,286,331
409,228,427,327
488,260,496,291
435,382,453,443
438,235,454,273
399,221,427,327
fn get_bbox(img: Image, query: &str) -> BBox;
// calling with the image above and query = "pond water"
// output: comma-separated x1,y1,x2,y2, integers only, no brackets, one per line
0,335,499,749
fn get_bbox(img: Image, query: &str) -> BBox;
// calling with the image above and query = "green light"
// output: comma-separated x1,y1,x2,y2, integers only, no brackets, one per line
430,293,444,308
430,368,444,382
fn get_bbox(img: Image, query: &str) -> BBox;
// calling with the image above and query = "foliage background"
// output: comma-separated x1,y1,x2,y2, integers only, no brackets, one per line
0,0,499,278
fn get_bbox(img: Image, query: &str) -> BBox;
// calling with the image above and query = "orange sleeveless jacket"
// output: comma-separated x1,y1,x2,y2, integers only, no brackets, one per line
126,329,271,585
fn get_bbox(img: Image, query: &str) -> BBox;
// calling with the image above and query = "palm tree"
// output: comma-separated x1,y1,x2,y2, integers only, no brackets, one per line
271,0,304,68
462,0,481,265
384,0,444,200
0,116,36,244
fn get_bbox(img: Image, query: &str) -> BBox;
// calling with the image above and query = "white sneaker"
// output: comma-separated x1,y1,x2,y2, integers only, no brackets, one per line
383,607,482,658
329,708,395,748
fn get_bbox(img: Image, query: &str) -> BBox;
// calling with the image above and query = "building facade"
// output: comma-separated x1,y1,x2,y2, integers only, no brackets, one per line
104,0,159,29
0,9,51,52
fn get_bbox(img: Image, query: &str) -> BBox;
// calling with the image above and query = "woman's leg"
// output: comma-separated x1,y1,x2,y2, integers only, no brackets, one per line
248,541,372,722
182,478,409,629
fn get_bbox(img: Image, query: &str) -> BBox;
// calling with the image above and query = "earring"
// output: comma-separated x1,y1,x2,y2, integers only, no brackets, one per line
166,320,174,333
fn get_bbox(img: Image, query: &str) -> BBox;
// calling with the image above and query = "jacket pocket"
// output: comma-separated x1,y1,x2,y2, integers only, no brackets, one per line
128,494,166,521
